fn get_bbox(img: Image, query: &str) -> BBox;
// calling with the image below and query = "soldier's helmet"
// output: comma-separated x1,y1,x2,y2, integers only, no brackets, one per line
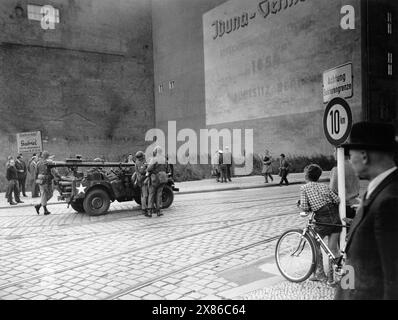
41,151,50,159
135,151,145,159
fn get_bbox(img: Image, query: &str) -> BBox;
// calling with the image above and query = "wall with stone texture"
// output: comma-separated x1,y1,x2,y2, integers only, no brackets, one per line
0,0,154,190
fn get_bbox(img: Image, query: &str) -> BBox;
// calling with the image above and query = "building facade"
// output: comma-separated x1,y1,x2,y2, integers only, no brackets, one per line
152,0,398,157
0,0,155,164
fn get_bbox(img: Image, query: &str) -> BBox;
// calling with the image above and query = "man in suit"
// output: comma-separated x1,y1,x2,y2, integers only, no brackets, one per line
335,121,398,300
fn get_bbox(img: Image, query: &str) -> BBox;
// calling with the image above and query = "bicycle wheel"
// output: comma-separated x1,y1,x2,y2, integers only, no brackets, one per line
275,229,317,282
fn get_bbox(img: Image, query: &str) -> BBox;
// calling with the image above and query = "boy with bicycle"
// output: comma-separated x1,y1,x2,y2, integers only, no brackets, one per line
298,164,342,286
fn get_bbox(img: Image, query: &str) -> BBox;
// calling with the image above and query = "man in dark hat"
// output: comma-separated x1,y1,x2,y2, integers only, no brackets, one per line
335,121,398,300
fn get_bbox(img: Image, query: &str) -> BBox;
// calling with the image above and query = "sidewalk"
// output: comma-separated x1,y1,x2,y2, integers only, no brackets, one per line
0,172,331,209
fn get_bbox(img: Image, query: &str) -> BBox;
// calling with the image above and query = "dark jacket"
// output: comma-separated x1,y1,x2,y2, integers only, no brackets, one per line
15,159,27,179
335,169,398,300
6,166,18,181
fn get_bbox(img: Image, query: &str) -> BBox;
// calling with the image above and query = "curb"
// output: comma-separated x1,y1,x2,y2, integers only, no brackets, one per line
0,178,330,210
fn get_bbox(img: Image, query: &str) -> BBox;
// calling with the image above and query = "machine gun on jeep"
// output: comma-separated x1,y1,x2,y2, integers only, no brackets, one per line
49,157,178,216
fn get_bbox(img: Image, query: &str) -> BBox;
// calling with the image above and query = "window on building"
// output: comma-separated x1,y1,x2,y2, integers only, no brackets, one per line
158,84,163,93
27,4,60,23
169,81,175,90
387,12,393,34
388,52,393,76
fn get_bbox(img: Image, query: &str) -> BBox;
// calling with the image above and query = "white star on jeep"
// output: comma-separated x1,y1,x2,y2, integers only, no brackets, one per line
76,183,86,194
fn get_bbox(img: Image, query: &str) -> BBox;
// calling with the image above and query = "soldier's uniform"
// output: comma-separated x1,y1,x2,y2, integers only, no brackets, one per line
135,151,148,215
34,151,60,215
146,147,167,217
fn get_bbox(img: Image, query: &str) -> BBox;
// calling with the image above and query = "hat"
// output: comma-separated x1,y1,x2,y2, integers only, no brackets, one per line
135,151,145,159
280,154,285,157
341,121,398,152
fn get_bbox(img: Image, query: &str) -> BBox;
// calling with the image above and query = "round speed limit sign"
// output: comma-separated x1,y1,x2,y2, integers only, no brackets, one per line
323,98,353,146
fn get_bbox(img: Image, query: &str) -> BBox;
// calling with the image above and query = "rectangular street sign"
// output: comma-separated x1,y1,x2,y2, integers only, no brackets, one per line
16,131,43,154
323,63,353,103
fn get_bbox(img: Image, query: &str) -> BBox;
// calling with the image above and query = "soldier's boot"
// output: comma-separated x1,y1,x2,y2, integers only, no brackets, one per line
43,206,51,216
142,208,148,215
157,209,163,217
35,204,41,215
145,209,153,217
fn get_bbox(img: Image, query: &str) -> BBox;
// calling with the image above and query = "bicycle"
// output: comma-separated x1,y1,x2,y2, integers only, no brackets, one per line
275,211,347,283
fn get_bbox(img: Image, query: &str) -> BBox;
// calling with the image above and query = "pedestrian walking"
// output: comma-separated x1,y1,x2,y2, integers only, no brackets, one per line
146,146,168,217
5,159,23,205
298,164,341,286
262,150,274,183
28,153,40,198
329,150,360,232
15,154,27,197
5,156,13,199
278,154,290,186
218,150,227,183
212,151,221,182
135,151,149,215
34,151,60,215
336,122,398,300
224,146,232,182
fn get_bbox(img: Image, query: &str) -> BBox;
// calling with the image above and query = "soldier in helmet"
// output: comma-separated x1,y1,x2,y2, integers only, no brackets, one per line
135,151,149,215
146,146,168,217
34,151,60,215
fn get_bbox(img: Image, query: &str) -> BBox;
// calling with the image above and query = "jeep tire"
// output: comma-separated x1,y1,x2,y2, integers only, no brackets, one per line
71,199,85,213
162,185,174,209
83,188,111,216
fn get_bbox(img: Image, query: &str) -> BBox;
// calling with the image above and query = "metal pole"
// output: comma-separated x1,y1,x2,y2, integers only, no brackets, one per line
337,147,347,250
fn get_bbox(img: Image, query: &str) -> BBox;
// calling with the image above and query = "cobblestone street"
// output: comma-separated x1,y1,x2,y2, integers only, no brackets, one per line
0,178,351,301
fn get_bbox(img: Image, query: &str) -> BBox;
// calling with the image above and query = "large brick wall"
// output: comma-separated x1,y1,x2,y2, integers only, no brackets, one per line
152,0,363,157
0,0,154,191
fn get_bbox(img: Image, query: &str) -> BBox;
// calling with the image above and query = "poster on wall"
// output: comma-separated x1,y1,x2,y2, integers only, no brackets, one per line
202,0,361,126
16,131,43,154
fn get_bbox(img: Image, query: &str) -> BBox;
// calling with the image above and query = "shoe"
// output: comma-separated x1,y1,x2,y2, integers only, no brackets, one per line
309,273,327,282
326,280,337,287
17,200,24,203
35,205,41,215
9,202,17,206
157,210,163,217
145,210,152,217
44,211,51,216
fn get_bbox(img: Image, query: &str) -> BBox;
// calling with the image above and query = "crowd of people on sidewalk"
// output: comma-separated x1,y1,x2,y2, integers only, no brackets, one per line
4,153,42,205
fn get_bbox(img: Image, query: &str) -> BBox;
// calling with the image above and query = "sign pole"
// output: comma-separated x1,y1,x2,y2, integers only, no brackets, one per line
337,147,347,250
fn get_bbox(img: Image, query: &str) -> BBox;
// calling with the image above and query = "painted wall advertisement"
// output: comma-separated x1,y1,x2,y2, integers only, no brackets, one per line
203,0,360,126
16,131,43,154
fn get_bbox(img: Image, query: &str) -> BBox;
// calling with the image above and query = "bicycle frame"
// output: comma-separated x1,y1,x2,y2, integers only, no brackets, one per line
301,212,344,267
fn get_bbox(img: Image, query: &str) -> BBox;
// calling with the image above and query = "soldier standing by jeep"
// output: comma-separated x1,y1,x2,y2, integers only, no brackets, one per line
34,151,60,215
135,151,149,215
146,146,168,217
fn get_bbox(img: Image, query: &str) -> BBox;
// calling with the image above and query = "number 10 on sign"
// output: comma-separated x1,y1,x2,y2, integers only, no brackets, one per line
323,98,352,146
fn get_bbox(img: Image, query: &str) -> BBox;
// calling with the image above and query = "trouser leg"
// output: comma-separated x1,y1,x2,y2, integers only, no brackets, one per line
6,181,13,203
148,184,156,209
19,176,26,195
141,184,148,210
227,165,231,181
156,184,165,210
13,181,21,202
40,185,48,206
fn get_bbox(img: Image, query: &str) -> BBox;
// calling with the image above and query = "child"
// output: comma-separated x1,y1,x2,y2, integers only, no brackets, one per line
298,164,342,286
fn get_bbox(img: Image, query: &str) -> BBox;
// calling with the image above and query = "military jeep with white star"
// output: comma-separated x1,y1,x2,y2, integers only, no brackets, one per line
49,158,178,216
